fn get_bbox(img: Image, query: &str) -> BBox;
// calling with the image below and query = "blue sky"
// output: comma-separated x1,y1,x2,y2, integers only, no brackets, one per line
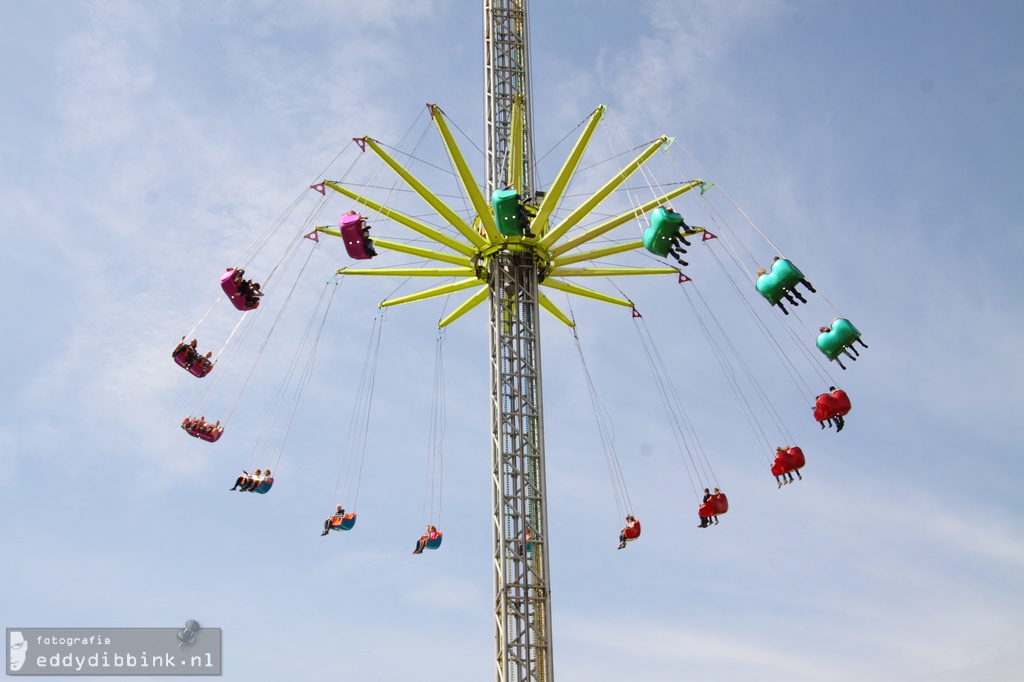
2,1,1022,680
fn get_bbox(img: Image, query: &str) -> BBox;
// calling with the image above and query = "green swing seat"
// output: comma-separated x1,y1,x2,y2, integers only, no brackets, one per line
642,207,685,257
492,189,525,237
816,318,862,360
755,259,807,305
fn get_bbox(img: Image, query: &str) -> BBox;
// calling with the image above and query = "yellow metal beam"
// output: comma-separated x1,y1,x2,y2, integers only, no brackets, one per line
314,230,472,266
541,136,667,248
324,181,476,257
551,180,703,257
531,105,607,237
548,266,678,277
538,292,575,327
370,238,472,266
363,137,488,250
438,286,489,327
430,105,499,241
540,278,633,307
379,278,482,308
337,267,477,278
315,226,342,238
553,240,644,266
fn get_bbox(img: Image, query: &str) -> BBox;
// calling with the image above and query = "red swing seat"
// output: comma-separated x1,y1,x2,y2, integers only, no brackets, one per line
772,447,806,476
699,494,729,518
813,390,852,422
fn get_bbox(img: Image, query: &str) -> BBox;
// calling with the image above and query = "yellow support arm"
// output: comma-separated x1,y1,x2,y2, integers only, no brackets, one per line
540,278,633,307
538,292,575,327
541,136,667,248
313,230,472,267
551,180,703,257
552,240,644,266
438,286,489,327
338,267,477,278
324,181,475,257
380,278,482,308
363,138,488,250
531,105,606,237
547,266,678,278
430,105,499,241
370,238,473,266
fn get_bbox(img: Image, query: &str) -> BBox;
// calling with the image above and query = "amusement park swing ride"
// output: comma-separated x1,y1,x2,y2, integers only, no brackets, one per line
170,2,865,680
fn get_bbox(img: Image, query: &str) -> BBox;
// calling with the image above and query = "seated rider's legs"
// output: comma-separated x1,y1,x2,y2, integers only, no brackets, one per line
670,234,688,252
666,246,688,266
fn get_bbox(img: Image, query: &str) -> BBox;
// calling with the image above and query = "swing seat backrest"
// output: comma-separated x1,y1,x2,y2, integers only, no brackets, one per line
253,478,274,494
815,391,852,421
330,513,357,531
642,207,683,257
756,259,806,305
623,522,641,540
830,390,852,416
425,532,443,550
220,269,258,311
492,189,523,237
772,452,800,476
785,447,806,470
816,318,862,359
711,493,729,515
698,501,715,518
340,213,373,260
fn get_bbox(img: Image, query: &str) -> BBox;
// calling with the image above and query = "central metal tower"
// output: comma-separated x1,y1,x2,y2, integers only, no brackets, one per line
484,2,554,681
317,5,703,678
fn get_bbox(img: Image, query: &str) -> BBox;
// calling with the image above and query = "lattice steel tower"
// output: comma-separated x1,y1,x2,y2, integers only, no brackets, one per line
484,2,553,681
